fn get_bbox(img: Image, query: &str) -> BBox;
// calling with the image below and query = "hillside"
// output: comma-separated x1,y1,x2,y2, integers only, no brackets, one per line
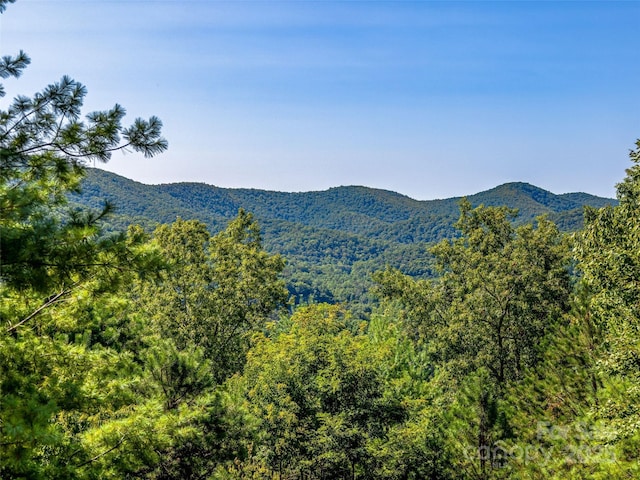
72,168,617,311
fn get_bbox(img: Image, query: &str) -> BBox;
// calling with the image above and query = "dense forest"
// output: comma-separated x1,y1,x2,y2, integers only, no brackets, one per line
2,3,640,479
71,168,615,315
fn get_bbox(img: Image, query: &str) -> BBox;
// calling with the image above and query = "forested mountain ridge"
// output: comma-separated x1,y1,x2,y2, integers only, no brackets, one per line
76,167,615,241
72,168,616,308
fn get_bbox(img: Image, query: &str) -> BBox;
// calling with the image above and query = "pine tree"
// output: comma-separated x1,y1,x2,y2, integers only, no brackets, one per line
0,5,167,476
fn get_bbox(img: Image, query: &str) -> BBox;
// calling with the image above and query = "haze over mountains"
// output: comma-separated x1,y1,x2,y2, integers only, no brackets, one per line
73,168,617,310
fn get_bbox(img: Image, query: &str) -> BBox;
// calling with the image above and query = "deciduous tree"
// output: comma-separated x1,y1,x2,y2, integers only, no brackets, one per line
136,212,288,383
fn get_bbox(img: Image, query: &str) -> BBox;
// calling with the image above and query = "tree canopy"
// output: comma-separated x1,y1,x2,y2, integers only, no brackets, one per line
3,1,640,478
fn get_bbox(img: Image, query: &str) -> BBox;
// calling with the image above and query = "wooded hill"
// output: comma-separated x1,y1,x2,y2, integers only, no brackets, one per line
72,168,616,310
6,7,640,476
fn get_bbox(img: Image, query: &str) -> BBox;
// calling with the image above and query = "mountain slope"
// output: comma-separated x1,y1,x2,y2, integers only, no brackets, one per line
72,168,617,311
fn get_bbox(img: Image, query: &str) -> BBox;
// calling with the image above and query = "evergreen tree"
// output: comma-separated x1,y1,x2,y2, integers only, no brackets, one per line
568,139,640,475
0,5,167,476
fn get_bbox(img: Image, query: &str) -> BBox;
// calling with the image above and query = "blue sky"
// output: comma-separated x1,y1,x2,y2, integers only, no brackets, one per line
1,0,639,200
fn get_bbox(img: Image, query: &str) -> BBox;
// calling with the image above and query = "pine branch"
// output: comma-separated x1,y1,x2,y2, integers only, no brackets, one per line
6,285,75,333
76,435,126,468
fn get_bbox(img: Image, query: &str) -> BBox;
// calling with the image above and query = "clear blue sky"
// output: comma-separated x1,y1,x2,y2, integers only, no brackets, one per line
2,0,639,200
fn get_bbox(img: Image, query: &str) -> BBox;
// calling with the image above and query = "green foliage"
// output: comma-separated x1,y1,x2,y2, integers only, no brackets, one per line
0,48,166,292
5,1,640,476
134,212,288,383
238,304,408,479
1,269,145,478
562,139,640,473
471,140,640,479
374,199,573,478
376,200,572,388
71,168,615,311
2,14,262,478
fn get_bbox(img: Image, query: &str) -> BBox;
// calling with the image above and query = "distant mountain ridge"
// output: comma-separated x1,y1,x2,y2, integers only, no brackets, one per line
76,169,615,239
72,168,617,310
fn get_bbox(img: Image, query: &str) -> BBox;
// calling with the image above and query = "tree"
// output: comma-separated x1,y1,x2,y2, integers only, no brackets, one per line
564,138,640,475
0,5,168,476
376,200,571,388
238,304,406,479
59,212,289,479
1,83,166,290
374,201,572,478
482,139,640,479
135,212,288,383
365,308,453,480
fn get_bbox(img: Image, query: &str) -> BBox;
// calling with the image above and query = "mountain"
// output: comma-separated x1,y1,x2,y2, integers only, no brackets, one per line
72,168,617,312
